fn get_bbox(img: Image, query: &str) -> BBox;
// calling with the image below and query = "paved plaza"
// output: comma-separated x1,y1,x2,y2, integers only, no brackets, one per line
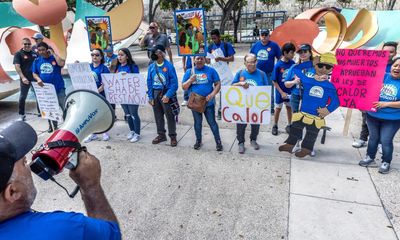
1,44,400,239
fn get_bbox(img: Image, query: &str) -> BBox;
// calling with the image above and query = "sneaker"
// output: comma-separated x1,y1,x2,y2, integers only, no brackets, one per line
359,155,376,167
216,140,223,151
19,114,26,121
292,141,301,153
310,148,316,157
84,134,98,143
194,140,202,150
181,100,188,106
238,143,245,154
47,126,53,133
285,125,291,134
217,110,222,120
152,135,167,144
130,133,140,143
126,131,135,140
272,125,278,136
378,144,383,154
271,108,275,115
102,133,110,141
352,139,367,148
250,140,260,150
378,162,390,174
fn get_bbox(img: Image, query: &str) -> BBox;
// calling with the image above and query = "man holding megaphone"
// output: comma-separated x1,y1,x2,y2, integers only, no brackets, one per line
0,121,121,239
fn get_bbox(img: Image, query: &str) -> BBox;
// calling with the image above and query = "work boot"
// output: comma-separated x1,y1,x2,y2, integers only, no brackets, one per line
216,139,223,151
152,135,167,144
170,136,178,147
279,143,294,153
295,148,312,158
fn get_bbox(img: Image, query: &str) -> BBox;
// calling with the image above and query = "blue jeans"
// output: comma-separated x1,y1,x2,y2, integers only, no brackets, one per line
366,114,400,163
184,90,189,101
266,72,274,111
121,104,141,134
192,105,221,142
291,94,301,113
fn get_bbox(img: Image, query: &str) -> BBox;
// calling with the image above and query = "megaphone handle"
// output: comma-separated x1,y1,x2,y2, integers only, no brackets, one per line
69,185,80,198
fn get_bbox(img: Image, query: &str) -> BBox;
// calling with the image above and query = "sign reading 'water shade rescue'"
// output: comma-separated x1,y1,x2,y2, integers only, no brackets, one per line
331,49,389,111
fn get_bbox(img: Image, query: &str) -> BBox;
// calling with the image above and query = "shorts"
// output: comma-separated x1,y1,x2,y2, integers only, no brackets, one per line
275,89,291,108
275,101,291,109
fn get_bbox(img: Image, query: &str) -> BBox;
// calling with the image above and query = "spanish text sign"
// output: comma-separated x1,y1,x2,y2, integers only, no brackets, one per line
221,86,271,124
32,82,63,123
67,62,98,92
101,73,148,105
331,49,389,111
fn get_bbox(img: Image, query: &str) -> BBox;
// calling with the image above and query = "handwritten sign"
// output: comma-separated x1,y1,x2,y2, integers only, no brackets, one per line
221,86,271,124
67,62,98,92
32,83,63,122
209,48,234,86
101,73,148,105
331,49,388,111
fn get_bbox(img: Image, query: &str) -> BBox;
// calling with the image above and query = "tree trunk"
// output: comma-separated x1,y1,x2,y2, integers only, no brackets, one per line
387,0,397,10
233,3,243,43
218,0,241,35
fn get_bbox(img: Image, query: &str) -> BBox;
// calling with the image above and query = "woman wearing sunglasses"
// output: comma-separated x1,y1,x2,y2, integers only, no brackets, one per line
359,57,400,174
84,48,111,142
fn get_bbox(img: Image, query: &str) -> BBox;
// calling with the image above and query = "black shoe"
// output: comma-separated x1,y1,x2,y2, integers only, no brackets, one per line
217,110,222,120
271,108,275,115
272,125,278,136
194,140,202,150
47,126,53,133
216,140,223,151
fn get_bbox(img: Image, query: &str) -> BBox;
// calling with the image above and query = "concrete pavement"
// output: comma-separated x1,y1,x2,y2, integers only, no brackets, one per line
1,44,400,239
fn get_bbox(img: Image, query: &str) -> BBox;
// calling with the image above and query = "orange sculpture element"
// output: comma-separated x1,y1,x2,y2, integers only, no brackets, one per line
105,0,144,41
13,0,67,26
270,19,319,50
49,23,67,58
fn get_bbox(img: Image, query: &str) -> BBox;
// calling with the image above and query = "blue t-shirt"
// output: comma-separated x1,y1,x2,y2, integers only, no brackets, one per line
386,63,392,73
284,61,315,96
368,73,400,120
250,40,281,74
147,60,178,100
208,41,235,58
0,211,121,240
105,54,117,67
115,63,139,74
182,65,220,106
232,69,268,86
294,70,339,116
90,63,110,88
272,59,295,94
32,55,65,93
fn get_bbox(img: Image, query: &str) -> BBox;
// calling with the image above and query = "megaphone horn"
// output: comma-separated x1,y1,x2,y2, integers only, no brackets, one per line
30,90,115,180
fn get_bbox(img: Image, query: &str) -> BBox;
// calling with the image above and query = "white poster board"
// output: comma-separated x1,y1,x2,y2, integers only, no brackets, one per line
67,62,98,92
209,48,234,86
221,86,271,124
32,82,63,123
101,73,148,105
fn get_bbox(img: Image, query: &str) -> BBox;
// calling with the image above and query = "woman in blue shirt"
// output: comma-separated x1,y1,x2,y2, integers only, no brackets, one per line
84,48,112,142
359,57,400,174
115,48,141,143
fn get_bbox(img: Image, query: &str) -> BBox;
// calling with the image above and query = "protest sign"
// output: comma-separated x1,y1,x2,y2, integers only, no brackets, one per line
85,16,113,52
101,73,148,105
209,48,234,86
32,83,63,122
67,62,98,92
174,8,207,56
331,49,389,111
221,86,271,124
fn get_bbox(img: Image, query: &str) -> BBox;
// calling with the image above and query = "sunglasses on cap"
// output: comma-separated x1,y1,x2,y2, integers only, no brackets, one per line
23,43,32,46
316,63,333,70
91,53,100,57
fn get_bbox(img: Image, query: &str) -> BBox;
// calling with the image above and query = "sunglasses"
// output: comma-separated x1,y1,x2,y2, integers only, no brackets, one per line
316,63,333,70
23,43,32,46
149,26,156,29
260,34,269,36
298,50,309,54
91,53,100,57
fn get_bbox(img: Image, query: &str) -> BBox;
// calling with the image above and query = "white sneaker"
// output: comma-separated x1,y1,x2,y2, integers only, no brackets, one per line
126,131,135,140
310,148,316,157
292,141,301,153
181,100,188,106
19,114,26,121
378,144,382,154
352,139,367,148
130,133,140,143
84,134,98,143
102,133,110,141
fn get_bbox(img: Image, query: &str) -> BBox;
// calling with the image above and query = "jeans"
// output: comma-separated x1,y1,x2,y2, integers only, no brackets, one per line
236,123,260,144
121,104,141,134
285,119,320,151
49,88,66,129
153,89,176,137
291,94,301,113
184,90,189,101
366,114,400,163
266,72,274,111
19,81,40,115
359,111,369,141
192,105,221,142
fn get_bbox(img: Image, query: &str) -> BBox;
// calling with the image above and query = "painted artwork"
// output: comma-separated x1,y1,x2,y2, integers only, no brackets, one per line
174,8,207,56
85,16,113,52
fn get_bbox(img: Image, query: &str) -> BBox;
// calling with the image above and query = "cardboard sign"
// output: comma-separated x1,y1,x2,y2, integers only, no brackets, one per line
221,86,271,124
101,73,148,105
85,16,113,52
174,8,207,56
67,62,98,92
32,82,63,122
331,49,389,111
208,48,234,86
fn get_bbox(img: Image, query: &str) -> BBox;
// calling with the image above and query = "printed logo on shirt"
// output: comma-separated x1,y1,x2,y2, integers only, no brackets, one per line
162,67,168,72
256,49,269,61
40,63,53,74
91,71,99,82
281,68,289,80
239,76,245,82
267,47,271,51
193,73,208,85
51,61,56,66
309,86,324,98
380,84,398,101
23,55,28,59
245,79,258,86
153,72,166,86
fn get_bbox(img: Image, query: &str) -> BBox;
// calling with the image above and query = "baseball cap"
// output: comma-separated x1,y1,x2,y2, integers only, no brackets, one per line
297,44,312,53
32,33,44,40
151,44,166,53
0,122,37,193
260,29,270,36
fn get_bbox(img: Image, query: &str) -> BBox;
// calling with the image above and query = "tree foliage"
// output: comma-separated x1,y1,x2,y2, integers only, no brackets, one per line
296,0,325,12
159,0,214,11
336,0,352,8
259,0,280,10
